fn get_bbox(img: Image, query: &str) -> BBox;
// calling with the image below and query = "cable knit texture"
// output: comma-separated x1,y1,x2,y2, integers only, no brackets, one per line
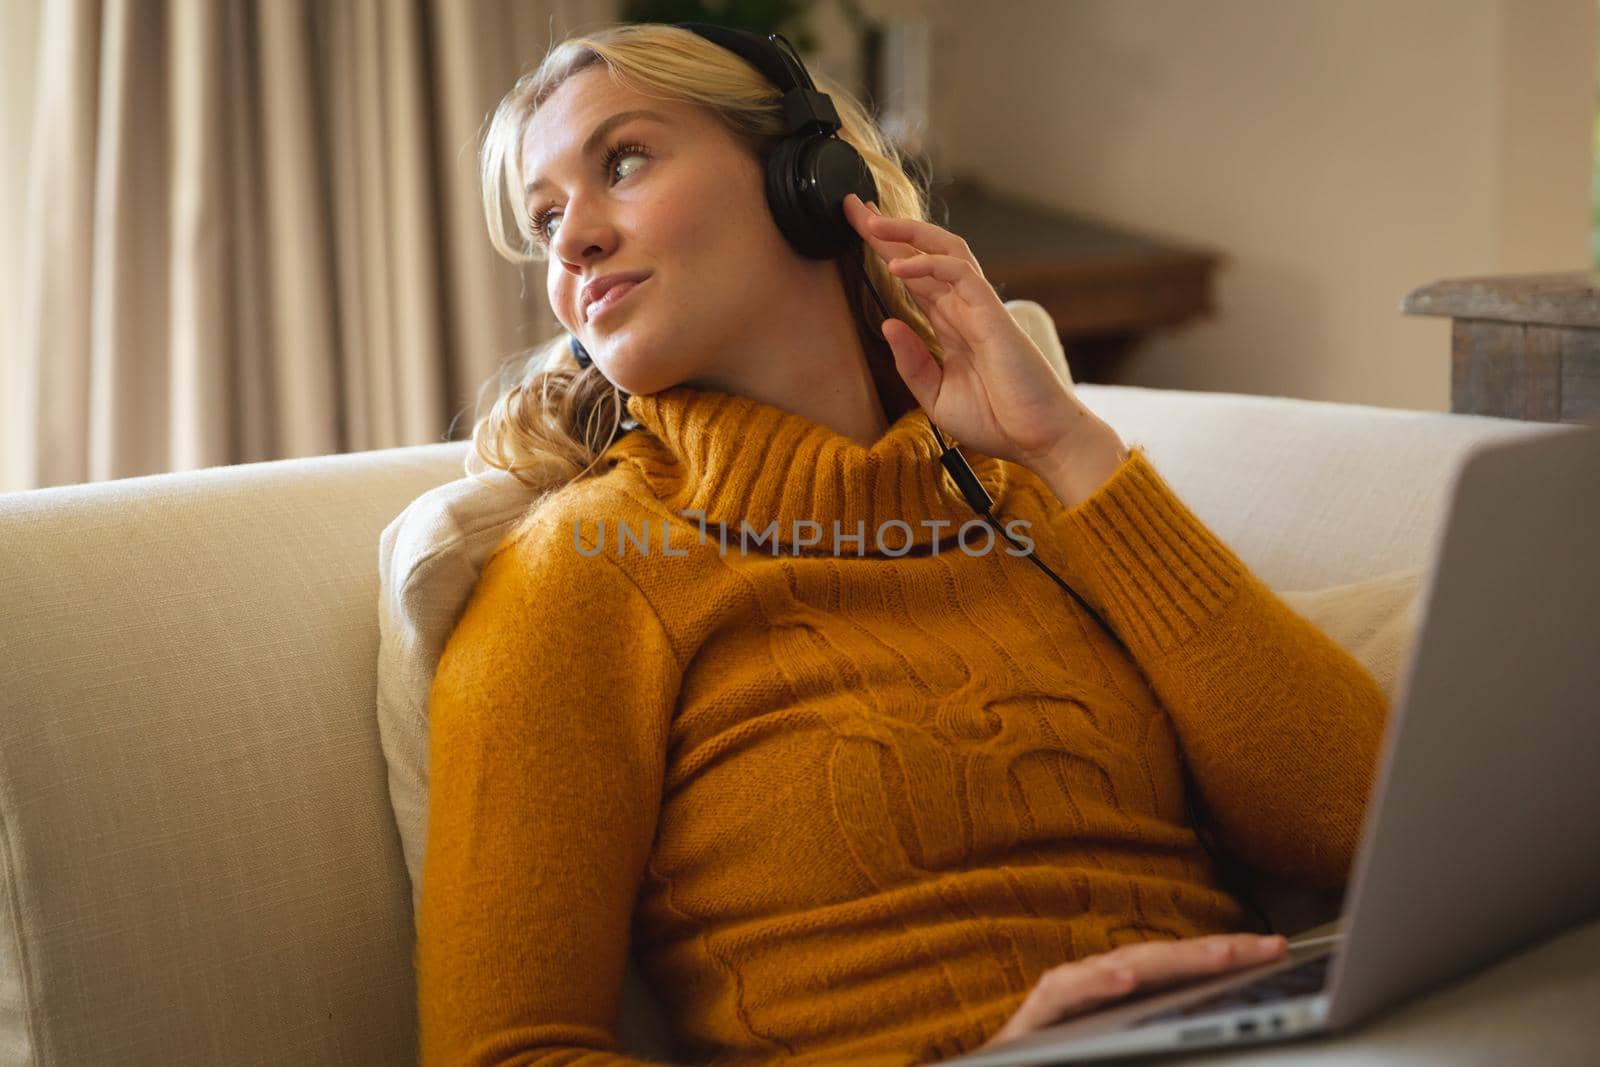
417,384,1389,1066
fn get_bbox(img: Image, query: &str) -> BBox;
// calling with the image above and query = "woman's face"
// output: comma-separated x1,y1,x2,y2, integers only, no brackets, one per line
522,66,829,397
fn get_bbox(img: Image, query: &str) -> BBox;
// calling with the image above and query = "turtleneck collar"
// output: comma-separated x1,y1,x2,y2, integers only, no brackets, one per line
605,384,1012,552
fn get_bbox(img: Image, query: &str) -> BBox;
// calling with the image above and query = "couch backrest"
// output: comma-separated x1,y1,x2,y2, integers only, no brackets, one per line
1071,384,1563,589
0,442,464,1065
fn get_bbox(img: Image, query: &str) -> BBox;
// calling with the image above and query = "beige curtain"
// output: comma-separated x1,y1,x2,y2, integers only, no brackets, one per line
10,0,613,490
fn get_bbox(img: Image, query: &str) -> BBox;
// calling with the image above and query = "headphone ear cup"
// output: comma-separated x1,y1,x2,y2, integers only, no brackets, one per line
765,134,879,260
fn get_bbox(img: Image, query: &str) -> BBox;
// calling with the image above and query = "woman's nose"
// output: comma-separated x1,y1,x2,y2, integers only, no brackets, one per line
551,199,613,267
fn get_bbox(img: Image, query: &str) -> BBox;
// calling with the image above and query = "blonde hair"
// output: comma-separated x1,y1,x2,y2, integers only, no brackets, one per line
468,21,947,496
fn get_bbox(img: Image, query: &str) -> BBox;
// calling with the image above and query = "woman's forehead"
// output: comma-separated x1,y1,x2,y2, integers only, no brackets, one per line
522,72,687,174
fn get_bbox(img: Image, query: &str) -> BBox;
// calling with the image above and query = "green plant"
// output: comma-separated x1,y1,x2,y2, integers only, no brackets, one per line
1592,83,1600,269
1592,16,1600,269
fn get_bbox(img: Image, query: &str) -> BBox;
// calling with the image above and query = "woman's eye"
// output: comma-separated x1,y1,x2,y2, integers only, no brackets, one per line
533,143,650,245
610,147,648,182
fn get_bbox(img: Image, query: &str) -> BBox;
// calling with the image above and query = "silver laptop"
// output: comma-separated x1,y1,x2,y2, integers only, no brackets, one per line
944,425,1600,1065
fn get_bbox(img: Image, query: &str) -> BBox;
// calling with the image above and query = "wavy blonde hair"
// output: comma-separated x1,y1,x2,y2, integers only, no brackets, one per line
469,21,947,494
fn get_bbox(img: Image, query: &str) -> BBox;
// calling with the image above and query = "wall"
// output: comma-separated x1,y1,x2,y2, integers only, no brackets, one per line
932,0,1596,411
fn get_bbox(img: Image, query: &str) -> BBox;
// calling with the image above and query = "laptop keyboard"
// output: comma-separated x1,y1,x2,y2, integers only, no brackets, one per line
1129,951,1334,1026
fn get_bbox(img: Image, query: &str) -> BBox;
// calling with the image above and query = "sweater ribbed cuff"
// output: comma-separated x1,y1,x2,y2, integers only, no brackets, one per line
1052,444,1255,659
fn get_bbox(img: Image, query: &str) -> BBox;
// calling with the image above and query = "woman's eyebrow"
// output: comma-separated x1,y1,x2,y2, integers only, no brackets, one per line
524,109,669,199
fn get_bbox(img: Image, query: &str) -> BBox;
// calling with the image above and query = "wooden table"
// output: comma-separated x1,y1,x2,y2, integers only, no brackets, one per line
929,175,1223,383
1401,272,1600,423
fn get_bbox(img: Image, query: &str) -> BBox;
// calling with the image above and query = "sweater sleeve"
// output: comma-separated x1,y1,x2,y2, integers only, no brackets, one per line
1047,446,1390,890
417,523,682,1066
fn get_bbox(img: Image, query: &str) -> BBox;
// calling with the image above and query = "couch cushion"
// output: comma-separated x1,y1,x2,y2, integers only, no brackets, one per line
0,444,465,1065
1278,568,1426,698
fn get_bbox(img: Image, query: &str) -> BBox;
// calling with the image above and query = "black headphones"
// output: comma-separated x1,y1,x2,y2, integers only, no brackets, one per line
567,22,879,370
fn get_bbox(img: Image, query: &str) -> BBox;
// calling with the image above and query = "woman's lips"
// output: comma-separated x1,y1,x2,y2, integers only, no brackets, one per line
585,277,648,325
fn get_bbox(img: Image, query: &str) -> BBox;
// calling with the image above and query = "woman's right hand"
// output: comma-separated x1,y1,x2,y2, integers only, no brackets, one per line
978,932,1289,1051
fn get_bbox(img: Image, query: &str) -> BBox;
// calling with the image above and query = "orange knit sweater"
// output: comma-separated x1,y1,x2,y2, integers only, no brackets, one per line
417,384,1388,1066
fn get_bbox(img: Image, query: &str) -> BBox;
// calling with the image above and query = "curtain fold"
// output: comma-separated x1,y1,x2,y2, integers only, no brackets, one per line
12,0,612,490
169,0,232,470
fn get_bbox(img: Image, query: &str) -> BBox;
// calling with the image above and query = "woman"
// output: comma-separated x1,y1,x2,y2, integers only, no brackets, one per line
418,21,1387,1066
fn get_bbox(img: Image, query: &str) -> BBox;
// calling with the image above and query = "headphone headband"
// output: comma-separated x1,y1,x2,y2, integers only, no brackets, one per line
669,22,878,261
674,23,840,137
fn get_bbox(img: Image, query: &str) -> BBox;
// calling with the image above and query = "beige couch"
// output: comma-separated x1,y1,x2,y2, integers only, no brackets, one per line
2,377,1596,1064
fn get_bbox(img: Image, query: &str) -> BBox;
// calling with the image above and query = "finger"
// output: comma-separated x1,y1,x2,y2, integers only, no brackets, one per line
848,193,981,270
1103,934,1288,996
846,196,922,264
840,197,964,310
889,268,959,313
861,226,922,268
887,269,991,368
877,275,976,372
873,262,962,331
991,958,1142,1043
887,253,1002,315
881,318,942,412
986,935,1288,1050
842,192,883,239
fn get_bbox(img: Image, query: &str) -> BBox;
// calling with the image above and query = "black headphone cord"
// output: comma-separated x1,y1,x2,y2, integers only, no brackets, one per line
857,262,1123,639
859,265,1278,937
